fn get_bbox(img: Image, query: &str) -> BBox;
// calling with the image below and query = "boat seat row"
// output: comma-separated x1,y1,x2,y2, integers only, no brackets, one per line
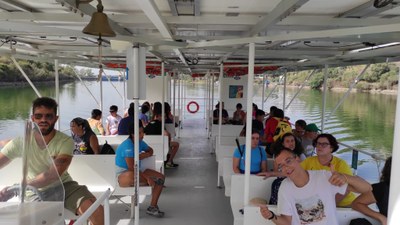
229,174,380,225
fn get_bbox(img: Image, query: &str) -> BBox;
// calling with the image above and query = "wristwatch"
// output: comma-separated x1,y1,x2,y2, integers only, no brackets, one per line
268,211,277,220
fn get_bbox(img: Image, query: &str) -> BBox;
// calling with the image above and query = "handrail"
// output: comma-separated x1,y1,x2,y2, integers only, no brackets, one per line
338,141,386,176
338,142,386,161
73,188,111,225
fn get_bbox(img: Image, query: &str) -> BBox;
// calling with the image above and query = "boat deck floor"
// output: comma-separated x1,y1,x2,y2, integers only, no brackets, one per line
109,118,233,225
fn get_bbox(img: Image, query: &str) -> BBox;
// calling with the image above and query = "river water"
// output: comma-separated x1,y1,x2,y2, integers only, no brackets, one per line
0,81,395,182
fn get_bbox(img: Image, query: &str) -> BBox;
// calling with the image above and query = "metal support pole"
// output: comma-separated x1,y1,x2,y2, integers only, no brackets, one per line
282,70,287,114
122,70,126,112
173,71,176,125
285,69,316,110
262,73,266,111
54,59,60,130
325,64,370,122
244,43,255,205
161,62,166,153
321,65,328,132
10,56,41,97
132,45,140,224
177,76,181,137
72,68,100,107
264,83,279,103
217,64,223,155
103,70,124,99
210,72,215,138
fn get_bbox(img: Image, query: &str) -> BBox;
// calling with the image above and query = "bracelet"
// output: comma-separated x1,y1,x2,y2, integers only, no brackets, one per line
342,174,349,183
268,211,277,220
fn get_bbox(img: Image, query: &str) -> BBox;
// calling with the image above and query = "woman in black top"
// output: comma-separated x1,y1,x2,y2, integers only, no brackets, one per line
70,117,100,154
352,156,391,225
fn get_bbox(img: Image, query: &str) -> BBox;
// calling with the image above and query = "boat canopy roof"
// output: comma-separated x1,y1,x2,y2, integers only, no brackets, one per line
1,0,400,75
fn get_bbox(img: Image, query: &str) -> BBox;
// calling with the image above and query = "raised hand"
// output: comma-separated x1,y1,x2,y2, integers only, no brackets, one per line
328,164,347,186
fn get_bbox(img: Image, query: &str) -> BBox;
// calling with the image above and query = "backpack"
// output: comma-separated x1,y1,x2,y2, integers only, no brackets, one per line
100,141,115,154
272,117,292,142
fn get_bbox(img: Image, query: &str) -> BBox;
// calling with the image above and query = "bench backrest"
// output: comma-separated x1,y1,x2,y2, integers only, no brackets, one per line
211,125,243,137
230,174,275,218
68,155,155,193
97,135,168,162
243,205,380,225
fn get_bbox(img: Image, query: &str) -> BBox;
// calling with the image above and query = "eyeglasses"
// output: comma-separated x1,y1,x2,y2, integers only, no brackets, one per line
33,113,55,120
316,142,330,148
277,156,296,172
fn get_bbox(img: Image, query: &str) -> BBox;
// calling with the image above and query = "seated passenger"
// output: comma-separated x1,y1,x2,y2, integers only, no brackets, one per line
292,119,306,141
0,97,104,225
213,102,229,124
352,156,391,225
259,148,371,225
115,125,165,217
106,105,122,135
118,104,142,135
301,123,320,157
260,133,306,205
301,133,355,207
70,117,100,154
239,109,265,138
144,113,179,168
233,130,268,174
139,104,150,127
88,109,105,135
231,103,246,125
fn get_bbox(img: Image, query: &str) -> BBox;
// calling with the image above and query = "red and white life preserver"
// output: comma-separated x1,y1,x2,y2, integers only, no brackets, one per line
186,101,200,114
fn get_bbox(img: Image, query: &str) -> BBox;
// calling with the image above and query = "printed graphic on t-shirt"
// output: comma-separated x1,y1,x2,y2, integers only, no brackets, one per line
73,138,87,154
295,195,326,224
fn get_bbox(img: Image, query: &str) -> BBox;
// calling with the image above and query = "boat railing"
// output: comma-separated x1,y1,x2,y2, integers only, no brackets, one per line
338,141,386,176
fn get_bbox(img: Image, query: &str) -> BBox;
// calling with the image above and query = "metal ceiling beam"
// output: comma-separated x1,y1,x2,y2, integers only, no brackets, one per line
55,0,132,35
194,0,200,16
245,0,309,37
0,0,35,12
187,23,400,48
4,12,400,29
218,0,309,65
136,0,190,71
338,0,400,18
167,0,178,16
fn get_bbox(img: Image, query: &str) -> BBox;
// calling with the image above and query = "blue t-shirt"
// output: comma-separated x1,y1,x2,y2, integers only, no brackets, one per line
115,138,149,171
233,145,267,173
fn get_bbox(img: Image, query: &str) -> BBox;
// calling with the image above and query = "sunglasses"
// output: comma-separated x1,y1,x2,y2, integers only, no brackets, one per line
33,113,55,120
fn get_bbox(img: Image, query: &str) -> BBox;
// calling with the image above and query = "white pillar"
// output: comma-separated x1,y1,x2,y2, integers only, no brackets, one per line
321,64,328,132
388,68,400,225
54,59,60,130
244,43,255,204
261,73,266,111
282,70,287,115
132,45,140,223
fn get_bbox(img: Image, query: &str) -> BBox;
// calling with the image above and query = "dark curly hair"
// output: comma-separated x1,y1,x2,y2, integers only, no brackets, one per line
313,133,339,153
271,133,304,157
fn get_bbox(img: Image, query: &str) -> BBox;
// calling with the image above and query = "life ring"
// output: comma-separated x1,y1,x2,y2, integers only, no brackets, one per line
187,101,199,114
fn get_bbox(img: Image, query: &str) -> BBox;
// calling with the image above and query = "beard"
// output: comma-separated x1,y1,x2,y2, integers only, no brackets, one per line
39,122,56,136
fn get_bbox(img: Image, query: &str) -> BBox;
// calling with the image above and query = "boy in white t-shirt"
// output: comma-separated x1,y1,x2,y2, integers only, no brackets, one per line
259,148,372,225
106,105,122,135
